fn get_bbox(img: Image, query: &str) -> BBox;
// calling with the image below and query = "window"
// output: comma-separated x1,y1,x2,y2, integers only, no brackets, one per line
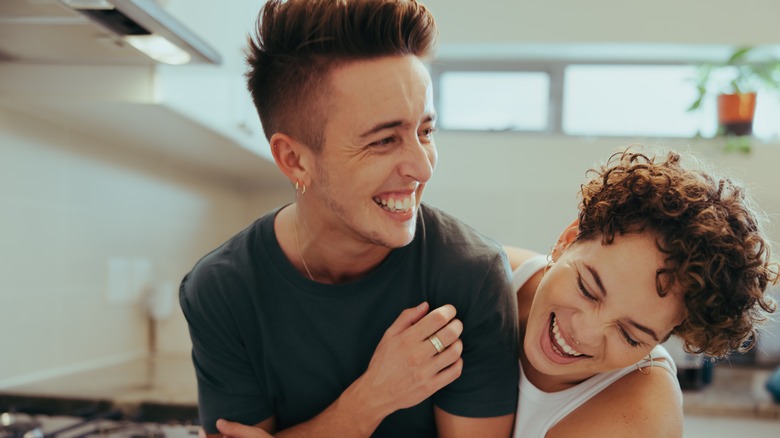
432,61,780,140
562,65,712,137
437,71,550,131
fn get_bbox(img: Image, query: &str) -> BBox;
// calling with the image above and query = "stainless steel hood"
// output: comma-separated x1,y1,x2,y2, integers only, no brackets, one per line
0,0,221,65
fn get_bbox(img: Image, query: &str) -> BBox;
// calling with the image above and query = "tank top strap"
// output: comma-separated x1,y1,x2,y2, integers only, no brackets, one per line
638,345,677,376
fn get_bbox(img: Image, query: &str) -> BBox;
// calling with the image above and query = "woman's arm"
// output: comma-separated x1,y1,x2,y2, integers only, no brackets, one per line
502,246,540,272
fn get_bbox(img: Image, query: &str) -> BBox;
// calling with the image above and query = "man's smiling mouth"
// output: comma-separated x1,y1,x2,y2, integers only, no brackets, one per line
373,193,414,213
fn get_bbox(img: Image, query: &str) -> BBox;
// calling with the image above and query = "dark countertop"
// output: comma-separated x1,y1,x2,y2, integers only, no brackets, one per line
2,354,778,421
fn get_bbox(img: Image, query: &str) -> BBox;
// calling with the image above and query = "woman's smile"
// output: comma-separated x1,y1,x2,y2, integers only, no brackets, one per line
541,313,590,365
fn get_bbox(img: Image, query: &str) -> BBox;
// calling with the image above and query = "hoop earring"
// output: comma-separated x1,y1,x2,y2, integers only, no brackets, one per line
544,240,560,273
294,180,299,192
301,183,306,195
636,353,654,375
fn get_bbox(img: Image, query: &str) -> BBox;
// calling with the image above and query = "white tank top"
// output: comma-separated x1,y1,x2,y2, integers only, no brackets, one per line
511,255,678,438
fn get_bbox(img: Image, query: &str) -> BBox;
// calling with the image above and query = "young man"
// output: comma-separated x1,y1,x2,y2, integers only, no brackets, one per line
179,1,519,436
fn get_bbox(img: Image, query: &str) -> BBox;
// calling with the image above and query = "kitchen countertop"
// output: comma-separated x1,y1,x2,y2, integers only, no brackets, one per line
1,354,199,419
2,355,778,421
682,364,779,420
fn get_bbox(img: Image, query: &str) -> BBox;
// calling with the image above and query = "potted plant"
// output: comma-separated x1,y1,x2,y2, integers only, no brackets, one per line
687,46,780,152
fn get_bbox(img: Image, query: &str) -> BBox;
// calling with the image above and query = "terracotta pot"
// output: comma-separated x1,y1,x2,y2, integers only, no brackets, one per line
717,92,757,136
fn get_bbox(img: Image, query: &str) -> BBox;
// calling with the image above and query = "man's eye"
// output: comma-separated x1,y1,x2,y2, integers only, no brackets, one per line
370,136,395,147
420,127,436,137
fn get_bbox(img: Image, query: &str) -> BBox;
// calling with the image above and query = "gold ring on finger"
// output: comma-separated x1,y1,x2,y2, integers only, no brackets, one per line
428,334,445,354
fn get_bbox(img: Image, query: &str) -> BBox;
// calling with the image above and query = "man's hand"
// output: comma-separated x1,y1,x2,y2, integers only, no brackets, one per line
216,419,274,438
349,301,464,419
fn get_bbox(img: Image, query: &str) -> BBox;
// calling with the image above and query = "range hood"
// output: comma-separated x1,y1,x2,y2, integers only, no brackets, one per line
0,0,221,65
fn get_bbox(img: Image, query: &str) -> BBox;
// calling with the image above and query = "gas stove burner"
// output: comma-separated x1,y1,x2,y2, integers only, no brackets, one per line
0,412,43,438
75,423,168,438
0,397,200,438
2,417,198,438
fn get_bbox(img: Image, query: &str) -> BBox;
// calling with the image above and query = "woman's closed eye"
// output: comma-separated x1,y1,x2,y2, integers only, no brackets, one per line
619,327,641,348
577,274,642,348
576,275,597,302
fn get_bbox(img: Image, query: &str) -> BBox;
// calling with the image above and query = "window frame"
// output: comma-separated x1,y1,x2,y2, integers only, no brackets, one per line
429,58,707,138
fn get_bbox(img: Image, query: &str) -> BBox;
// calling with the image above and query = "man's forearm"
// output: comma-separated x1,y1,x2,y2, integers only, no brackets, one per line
216,377,390,438
273,376,389,438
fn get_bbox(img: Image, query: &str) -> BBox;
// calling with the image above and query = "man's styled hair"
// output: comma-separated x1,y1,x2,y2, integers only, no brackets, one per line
577,147,777,357
245,0,439,151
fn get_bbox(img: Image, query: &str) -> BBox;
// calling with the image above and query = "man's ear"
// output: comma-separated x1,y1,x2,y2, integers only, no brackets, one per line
270,132,312,188
551,219,579,262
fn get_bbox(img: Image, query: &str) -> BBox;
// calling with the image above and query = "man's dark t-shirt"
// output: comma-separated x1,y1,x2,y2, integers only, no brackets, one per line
179,204,519,437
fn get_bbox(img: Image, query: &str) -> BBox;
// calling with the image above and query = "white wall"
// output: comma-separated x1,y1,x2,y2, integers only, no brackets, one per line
424,0,780,46
0,106,289,387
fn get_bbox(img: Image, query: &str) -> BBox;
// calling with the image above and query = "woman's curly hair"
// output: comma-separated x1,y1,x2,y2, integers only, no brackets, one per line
576,147,777,357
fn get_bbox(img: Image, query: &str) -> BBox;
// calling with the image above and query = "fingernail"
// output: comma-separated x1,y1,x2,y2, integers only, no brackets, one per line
216,419,226,428
417,301,427,311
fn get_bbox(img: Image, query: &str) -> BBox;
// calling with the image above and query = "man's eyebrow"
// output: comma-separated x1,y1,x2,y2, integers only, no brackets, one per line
359,120,405,139
358,113,437,140
585,263,661,342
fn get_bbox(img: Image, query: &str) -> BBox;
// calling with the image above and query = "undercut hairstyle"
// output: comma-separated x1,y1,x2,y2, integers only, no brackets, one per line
245,0,439,152
577,147,777,358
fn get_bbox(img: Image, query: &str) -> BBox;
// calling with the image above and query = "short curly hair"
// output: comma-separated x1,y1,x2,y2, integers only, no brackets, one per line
576,147,777,357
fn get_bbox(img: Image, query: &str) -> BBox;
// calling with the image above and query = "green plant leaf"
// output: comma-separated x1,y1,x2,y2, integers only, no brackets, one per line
687,96,704,111
731,79,742,94
727,47,753,65
724,135,752,154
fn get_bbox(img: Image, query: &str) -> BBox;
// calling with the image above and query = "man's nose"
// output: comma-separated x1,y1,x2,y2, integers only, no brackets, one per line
398,136,436,183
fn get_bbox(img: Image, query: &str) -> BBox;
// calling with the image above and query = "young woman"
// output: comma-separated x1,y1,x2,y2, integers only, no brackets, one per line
505,148,777,437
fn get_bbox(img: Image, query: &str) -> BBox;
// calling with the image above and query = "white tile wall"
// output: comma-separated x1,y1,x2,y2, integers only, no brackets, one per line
0,106,289,387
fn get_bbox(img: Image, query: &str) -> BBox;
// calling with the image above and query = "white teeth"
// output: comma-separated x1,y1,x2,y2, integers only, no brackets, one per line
374,194,415,213
551,315,584,357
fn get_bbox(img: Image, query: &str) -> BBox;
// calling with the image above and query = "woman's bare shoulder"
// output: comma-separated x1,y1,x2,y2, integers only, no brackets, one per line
547,364,683,438
502,245,541,271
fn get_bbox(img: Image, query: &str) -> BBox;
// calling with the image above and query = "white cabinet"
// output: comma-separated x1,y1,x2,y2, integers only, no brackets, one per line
154,0,271,161
0,0,280,190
